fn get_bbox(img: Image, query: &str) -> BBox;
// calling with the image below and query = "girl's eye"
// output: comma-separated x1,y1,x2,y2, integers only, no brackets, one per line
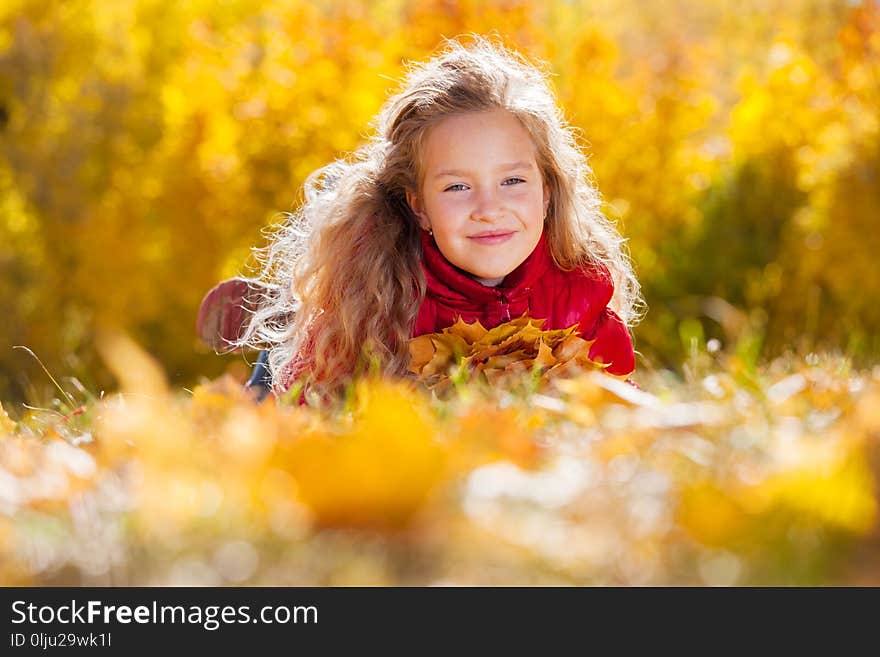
443,178,525,192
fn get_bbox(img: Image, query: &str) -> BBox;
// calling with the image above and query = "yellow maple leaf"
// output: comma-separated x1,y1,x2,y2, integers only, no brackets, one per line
442,316,488,344
408,334,436,374
534,340,557,368
484,350,532,370
475,322,525,348
552,335,594,361
422,334,469,377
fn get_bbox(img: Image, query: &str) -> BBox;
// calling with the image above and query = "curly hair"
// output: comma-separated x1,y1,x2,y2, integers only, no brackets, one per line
240,35,644,397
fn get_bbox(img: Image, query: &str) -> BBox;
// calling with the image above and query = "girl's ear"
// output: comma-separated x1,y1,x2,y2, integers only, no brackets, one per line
543,183,551,218
405,189,430,230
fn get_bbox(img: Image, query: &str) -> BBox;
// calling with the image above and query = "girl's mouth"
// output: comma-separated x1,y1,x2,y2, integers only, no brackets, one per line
468,231,515,245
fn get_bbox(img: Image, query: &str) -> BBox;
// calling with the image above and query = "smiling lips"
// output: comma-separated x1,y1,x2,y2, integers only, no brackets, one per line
468,230,515,245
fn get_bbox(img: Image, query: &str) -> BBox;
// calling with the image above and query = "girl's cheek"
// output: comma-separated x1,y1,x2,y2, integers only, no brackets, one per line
510,186,540,200
434,195,467,213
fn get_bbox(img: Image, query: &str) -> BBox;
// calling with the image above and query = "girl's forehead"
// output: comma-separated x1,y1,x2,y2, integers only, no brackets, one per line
421,109,539,169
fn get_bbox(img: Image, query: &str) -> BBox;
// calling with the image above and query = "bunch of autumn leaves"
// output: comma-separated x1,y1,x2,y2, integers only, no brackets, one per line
408,315,611,391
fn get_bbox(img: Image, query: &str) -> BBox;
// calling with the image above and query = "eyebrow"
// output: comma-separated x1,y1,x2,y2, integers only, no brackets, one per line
433,161,534,179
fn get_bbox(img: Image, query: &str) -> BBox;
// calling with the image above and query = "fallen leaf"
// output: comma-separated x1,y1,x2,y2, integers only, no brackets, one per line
443,316,488,343
408,335,436,373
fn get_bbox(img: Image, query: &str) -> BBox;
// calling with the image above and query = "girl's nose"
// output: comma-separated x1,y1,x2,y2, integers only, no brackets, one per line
470,187,503,222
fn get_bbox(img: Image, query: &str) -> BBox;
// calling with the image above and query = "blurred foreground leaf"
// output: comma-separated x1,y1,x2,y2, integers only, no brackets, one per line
1,338,878,585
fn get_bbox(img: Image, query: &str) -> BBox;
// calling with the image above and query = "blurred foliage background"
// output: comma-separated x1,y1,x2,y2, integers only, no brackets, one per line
2,0,879,402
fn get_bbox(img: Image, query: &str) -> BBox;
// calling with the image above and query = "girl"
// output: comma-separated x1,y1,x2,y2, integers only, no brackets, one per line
200,37,643,399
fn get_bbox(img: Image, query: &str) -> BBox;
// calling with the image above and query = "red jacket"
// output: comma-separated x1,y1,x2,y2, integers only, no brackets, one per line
414,231,635,376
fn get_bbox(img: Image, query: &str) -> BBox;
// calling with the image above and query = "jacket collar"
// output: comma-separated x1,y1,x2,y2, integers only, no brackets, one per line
421,230,553,306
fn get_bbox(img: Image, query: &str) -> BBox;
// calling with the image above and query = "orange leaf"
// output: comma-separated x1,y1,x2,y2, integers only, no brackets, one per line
534,340,557,368
553,335,593,361
443,316,488,344
408,335,436,373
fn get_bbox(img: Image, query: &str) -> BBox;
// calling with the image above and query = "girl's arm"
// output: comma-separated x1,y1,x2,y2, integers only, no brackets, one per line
245,350,273,401
580,307,635,377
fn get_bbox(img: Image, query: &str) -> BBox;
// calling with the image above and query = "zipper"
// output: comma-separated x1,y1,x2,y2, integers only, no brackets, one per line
497,290,511,322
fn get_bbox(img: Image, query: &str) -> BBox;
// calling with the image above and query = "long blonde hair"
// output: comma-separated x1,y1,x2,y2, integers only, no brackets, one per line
241,36,643,396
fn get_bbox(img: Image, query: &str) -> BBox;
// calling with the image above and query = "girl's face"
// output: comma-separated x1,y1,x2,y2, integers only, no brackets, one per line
406,109,549,286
